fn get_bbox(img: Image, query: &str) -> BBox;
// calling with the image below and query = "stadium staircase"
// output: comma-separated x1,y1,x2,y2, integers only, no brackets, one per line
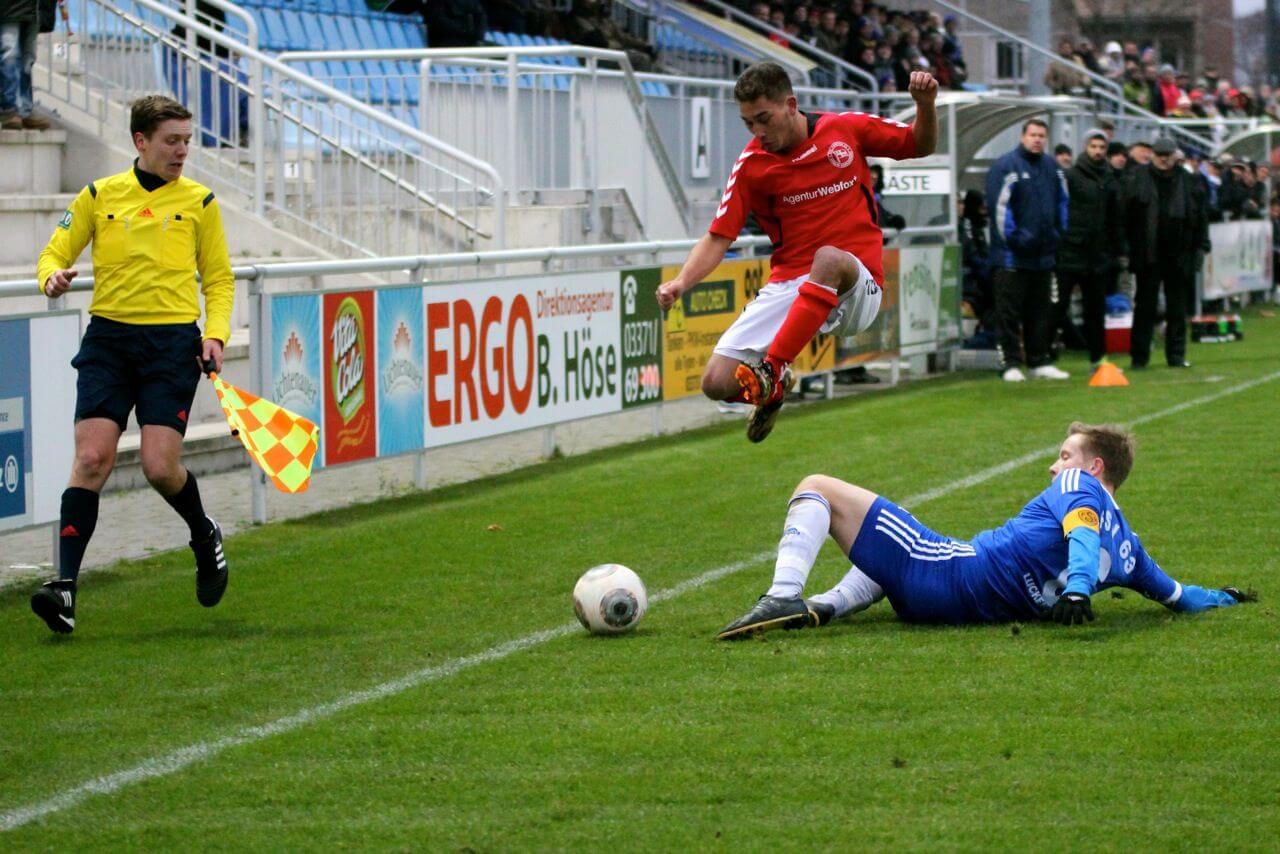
208,0,661,245
29,0,656,266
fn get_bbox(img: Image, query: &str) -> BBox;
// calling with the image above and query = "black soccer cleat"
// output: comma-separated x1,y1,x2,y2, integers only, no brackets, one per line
1223,587,1258,603
745,366,796,444
716,595,813,640
31,579,76,634
798,599,836,628
192,517,228,607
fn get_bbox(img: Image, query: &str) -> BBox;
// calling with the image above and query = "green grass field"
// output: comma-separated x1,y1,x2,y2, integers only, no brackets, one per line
3,310,1279,850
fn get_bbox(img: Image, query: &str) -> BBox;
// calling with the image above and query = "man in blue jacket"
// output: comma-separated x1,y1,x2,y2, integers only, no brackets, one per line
985,119,1070,382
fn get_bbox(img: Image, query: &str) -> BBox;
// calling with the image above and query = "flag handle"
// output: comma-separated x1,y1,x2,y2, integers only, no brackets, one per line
202,358,217,378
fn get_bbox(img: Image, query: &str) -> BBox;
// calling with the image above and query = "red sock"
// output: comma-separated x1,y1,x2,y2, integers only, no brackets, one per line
766,281,839,373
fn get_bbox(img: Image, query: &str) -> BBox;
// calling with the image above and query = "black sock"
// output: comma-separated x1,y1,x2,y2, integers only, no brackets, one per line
163,470,213,540
58,487,100,582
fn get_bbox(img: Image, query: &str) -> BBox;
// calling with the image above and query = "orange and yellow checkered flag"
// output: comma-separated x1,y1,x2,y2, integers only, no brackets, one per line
210,373,319,493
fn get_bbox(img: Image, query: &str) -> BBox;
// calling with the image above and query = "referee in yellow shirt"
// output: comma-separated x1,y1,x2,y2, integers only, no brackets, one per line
30,95,234,634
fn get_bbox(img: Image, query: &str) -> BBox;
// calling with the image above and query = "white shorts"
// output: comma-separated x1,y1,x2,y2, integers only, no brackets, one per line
712,252,882,363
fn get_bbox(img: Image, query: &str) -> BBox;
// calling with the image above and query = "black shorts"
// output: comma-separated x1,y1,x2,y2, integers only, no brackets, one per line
72,316,202,435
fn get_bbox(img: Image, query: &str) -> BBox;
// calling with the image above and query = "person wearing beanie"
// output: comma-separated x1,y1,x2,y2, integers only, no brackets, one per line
1119,136,1210,369
1054,130,1119,369
1106,140,1128,173
1157,64,1183,116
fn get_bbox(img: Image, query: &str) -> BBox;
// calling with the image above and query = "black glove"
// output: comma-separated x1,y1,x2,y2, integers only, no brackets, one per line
1222,587,1258,603
1051,592,1095,625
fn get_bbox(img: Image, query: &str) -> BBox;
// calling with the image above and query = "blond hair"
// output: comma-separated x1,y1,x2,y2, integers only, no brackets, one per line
1068,422,1135,489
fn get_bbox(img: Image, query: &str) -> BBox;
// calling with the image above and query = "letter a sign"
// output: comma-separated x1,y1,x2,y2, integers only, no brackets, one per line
690,97,710,179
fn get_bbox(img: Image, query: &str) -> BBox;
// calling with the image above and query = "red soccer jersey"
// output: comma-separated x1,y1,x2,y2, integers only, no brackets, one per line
708,111,917,284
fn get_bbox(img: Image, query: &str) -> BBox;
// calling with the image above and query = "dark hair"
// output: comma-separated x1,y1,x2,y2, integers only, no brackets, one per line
1068,422,1135,489
1054,143,1072,156
130,95,192,139
1022,118,1049,133
1129,140,1152,151
1107,140,1128,157
734,62,794,103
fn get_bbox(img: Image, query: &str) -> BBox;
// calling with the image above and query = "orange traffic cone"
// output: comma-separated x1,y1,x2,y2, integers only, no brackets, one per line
1089,361,1129,387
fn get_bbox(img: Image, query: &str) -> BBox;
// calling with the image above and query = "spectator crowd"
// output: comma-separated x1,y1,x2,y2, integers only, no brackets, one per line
735,1,968,91
1044,38,1280,148
420,0,1280,129
963,121,1279,381
419,1,970,90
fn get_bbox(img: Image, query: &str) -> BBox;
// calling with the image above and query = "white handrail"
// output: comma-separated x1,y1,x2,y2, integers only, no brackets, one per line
0,235,774,298
178,0,264,214
179,0,256,49
278,45,690,232
46,0,508,252
124,4,505,189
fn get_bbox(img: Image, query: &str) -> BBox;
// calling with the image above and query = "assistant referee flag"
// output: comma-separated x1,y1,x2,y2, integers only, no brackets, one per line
210,374,319,493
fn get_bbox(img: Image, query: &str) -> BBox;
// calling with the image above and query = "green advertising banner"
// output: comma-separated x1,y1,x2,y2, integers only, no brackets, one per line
619,267,664,408
938,245,962,345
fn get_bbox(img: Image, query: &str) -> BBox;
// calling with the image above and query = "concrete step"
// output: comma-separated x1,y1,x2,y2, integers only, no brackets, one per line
0,193,77,265
0,128,67,194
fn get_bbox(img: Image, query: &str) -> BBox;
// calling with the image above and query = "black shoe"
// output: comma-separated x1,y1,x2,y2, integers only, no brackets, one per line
801,599,836,627
31,580,76,634
834,367,880,385
716,595,812,640
1128,361,1147,371
1167,360,1191,368
192,518,228,607
745,367,795,444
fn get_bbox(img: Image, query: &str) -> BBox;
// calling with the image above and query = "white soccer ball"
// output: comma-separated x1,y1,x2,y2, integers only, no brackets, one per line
572,564,647,635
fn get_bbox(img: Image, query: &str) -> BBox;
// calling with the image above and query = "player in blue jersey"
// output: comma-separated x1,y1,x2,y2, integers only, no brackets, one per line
717,422,1256,638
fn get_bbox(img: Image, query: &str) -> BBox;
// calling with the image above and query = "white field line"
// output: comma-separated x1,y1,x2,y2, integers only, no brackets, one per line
3,369,1277,832
904,368,1280,507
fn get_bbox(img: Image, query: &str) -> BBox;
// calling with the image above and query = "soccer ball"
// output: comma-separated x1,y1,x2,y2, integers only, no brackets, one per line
572,564,647,635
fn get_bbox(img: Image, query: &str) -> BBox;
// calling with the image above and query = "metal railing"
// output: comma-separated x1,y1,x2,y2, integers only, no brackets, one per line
1,236,776,302
273,49,924,235
3,235,775,525
917,0,1215,154
277,46,692,236
36,0,504,257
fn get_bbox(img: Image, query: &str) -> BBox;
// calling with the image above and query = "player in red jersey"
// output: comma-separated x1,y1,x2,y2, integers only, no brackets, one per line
656,62,938,442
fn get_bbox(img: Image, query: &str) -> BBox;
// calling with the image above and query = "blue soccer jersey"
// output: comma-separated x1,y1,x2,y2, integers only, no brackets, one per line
848,468,1241,623
971,468,1195,618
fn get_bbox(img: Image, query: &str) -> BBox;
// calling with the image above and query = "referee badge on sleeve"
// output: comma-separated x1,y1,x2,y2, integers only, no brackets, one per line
57,210,73,229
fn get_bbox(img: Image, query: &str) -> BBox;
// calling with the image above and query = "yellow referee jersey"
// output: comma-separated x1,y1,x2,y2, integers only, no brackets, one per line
37,164,236,344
